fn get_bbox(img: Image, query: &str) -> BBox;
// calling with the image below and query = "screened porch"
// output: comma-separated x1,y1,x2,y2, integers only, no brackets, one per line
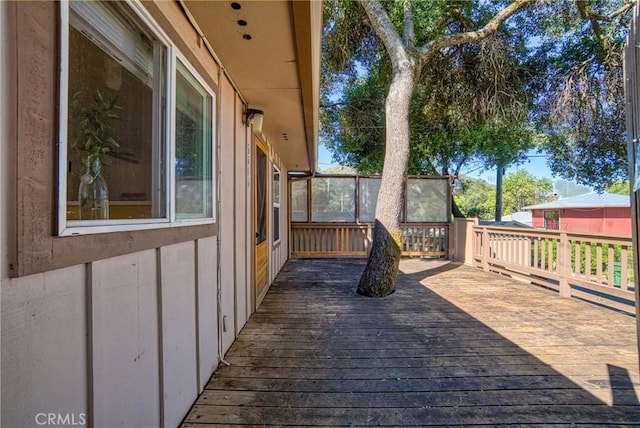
289,175,452,258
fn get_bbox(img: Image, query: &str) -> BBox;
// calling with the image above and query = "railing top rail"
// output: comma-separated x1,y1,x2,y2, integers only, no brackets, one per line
472,224,632,242
292,222,451,227
291,173,451,180
291,223,370,228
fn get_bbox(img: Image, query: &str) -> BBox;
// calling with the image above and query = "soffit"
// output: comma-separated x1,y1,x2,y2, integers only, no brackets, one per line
183,0,315,172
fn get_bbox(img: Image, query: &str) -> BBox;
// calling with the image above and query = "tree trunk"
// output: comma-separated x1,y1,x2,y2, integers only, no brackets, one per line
452,198,465,218
495,164,504,221
358,65,416,297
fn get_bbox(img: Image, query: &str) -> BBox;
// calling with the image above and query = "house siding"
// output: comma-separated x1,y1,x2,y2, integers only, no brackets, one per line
531,207,632,235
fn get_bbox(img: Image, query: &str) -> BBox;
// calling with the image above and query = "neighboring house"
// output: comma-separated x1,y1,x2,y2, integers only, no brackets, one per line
523,192,631,235
502,211,533,227
0,2,321,427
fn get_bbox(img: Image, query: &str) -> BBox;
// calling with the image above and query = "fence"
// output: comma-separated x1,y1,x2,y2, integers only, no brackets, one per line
472,225,635,314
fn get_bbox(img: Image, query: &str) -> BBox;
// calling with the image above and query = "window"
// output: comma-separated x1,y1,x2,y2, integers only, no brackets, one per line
256,146,267,244
273,166,281,243
175,60,213,219
544,210,560,230
59,1,215,235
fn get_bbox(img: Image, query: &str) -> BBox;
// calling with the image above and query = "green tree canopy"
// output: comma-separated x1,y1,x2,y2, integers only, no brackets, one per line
321,0,635,193
321,0,537,178
502,170,553,213
605,179,631,194
455,171,553,219
454,176,495,219
526,0,634,190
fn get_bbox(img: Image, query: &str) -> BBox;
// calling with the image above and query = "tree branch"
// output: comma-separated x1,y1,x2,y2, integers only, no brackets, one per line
577,0,607,49
357,0,407,66
417,0,531,64
577,0,634,22
577,0,634,50
403,0,415,49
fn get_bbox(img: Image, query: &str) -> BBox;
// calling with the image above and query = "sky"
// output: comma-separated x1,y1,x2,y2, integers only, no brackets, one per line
460,150,555,185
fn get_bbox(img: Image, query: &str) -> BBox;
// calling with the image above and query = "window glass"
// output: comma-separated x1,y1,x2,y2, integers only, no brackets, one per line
175,60,213,219
273,167,281,242
256,147,268,244
291,180,308,222
63,1,218,233
66,2,166,221
359,178,380,222
406,179,448,222
544,210,560,230
311,177,356,222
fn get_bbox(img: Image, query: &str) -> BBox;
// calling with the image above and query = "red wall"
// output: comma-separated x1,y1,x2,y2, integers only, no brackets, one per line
531,207,631,235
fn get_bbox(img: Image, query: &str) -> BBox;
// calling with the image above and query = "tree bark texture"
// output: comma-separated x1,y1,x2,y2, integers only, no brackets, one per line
356,0,531,297
357,65,416,297
452,198,465,218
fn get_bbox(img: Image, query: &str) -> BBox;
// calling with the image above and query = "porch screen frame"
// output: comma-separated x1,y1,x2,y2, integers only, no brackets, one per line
289,174,452,224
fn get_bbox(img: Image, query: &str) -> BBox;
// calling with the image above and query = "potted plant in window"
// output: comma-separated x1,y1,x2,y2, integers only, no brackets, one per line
69,90,121,220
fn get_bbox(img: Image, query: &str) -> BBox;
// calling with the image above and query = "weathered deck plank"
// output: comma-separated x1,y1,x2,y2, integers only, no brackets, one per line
182,259,640,426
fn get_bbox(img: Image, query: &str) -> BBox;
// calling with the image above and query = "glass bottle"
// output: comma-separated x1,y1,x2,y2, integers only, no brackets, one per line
78,157,109,220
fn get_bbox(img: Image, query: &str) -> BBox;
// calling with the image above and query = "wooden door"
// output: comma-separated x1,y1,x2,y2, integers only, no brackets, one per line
255,139,269,300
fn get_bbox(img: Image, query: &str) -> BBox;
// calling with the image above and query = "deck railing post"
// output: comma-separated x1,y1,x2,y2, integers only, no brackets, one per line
559,232,571,298
482,228,490,272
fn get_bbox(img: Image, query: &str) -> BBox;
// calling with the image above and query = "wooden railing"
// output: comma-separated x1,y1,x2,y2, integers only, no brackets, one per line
473,225,636,314
291,223,449,258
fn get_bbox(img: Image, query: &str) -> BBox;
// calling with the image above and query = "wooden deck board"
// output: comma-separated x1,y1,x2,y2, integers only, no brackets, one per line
182,258,640,426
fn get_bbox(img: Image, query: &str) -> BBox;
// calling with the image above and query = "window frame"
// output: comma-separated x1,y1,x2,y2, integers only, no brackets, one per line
172,54,216,222
57,0,216,236
543,210,560,230
273,164,281,244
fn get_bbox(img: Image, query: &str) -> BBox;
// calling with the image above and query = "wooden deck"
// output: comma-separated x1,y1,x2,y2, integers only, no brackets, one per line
183,259,640,426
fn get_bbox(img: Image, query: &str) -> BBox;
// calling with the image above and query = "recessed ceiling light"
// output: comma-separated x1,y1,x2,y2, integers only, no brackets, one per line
231,2,241,10
237,19,247,26
242,34,252,40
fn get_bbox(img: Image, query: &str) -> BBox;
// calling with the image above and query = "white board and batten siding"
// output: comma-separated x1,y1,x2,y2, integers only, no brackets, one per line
1,241,219,428
197,237,219,390
270,147,288,284
159,242,200,428
2,266,88,427
219,75,239,355
235,93,251,330
91,250,161,427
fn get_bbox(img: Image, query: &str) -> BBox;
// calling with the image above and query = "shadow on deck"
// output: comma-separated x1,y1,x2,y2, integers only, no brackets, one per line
183,258,640,426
